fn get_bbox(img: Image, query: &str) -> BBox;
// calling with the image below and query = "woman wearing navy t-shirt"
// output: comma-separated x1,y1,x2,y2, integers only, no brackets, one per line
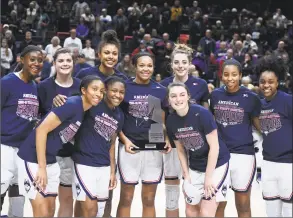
160,44,209,217
211,59,262,218
54,31,127,217
16,75,104,217
256,55,292,217
37,48,81,217
116,52,172,217
72,76,125,217
166,82,230,217
1,45,43,216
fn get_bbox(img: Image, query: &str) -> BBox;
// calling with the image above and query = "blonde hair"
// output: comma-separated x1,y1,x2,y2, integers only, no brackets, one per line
170,44,194,63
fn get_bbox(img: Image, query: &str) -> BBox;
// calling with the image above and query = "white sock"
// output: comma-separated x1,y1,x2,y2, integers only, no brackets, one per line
8,196,25,217
96,201,106,217
266,199,283,217
282,201,292,217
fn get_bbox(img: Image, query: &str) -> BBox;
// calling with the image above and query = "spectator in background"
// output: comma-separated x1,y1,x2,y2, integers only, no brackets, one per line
198,29,216,56
116,54,135,78
63,28,82,53
71,0,89,23
25,2,38,29
201,14,212,36
4,30,16,59
45,36,62,61
273,8,287,37
82,39,96,67
243,34,258,53
143,34,155,50
139,4,153,31
112,8,128,41
215,41,228,59
39,50,52,82
131,40,153,57
242,53,255,77
19,31,36,53
233,40,245,63
229,33,240,49
241,76,252,87
8,0,25,18
1,38,13,77
81,7,95,30
100,8,112,32
10,53,22,73
127,7,140,35
190,1,202,15
37,8,50,43
212,20,225,41
273,41,289,66
76,17,89,40
73,53,91,77
170,0,183,41
189,11,202,47
155,73,162,82
44,0,56,25
229,19,240,37
56,0,70,19
159,2,171,34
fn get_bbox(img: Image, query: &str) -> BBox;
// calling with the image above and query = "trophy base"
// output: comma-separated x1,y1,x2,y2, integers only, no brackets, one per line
133,140,166,151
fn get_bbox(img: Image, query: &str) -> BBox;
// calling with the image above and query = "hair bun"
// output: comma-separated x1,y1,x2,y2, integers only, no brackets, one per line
102,30,118,41
173,43,194,56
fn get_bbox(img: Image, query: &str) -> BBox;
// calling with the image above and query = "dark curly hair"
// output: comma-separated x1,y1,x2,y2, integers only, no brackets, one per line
254,54,286,81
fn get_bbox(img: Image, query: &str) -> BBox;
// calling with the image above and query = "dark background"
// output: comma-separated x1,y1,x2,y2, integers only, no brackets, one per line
0,0,292,19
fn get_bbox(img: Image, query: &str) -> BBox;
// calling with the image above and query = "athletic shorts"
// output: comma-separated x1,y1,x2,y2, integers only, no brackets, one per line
252,130,263,168
72,163,110,202
262,160,292,201
163,148,182,180
183,162,230,204
17,156,60,199
118,143,163,185
56,156,73,187
229,153,256,192
1,144,19,194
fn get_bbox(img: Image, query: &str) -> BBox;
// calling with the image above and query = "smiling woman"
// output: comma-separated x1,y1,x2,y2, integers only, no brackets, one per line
75,30,127,82
1,45,43,217
37,48,81,217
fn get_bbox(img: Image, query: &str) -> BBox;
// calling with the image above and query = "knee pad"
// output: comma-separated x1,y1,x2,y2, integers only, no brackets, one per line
96,201,106,217
165,184,180,211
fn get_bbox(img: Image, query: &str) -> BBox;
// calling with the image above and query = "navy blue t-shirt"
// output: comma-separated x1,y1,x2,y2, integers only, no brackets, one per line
160,75,209,104
72,100,124,167
167,104,230,172
75,66,128,81
37,77,81,157
18,96,84,164
259,91,292,163
38,77,81,116
120,79,167,143
1,73,39,148
210,86,261,155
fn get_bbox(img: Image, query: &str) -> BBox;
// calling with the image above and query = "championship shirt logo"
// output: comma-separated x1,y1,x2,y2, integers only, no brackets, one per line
259,109,281,135
94,113,119,141
16,94,39,121
129,95,149,119
175,127,204,151
214,100,244,127
59,121,81,144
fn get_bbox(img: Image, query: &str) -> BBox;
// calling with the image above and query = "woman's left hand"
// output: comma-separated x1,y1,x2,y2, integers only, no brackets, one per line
204,175,217,199
161,139,172,154
109,173,117,190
